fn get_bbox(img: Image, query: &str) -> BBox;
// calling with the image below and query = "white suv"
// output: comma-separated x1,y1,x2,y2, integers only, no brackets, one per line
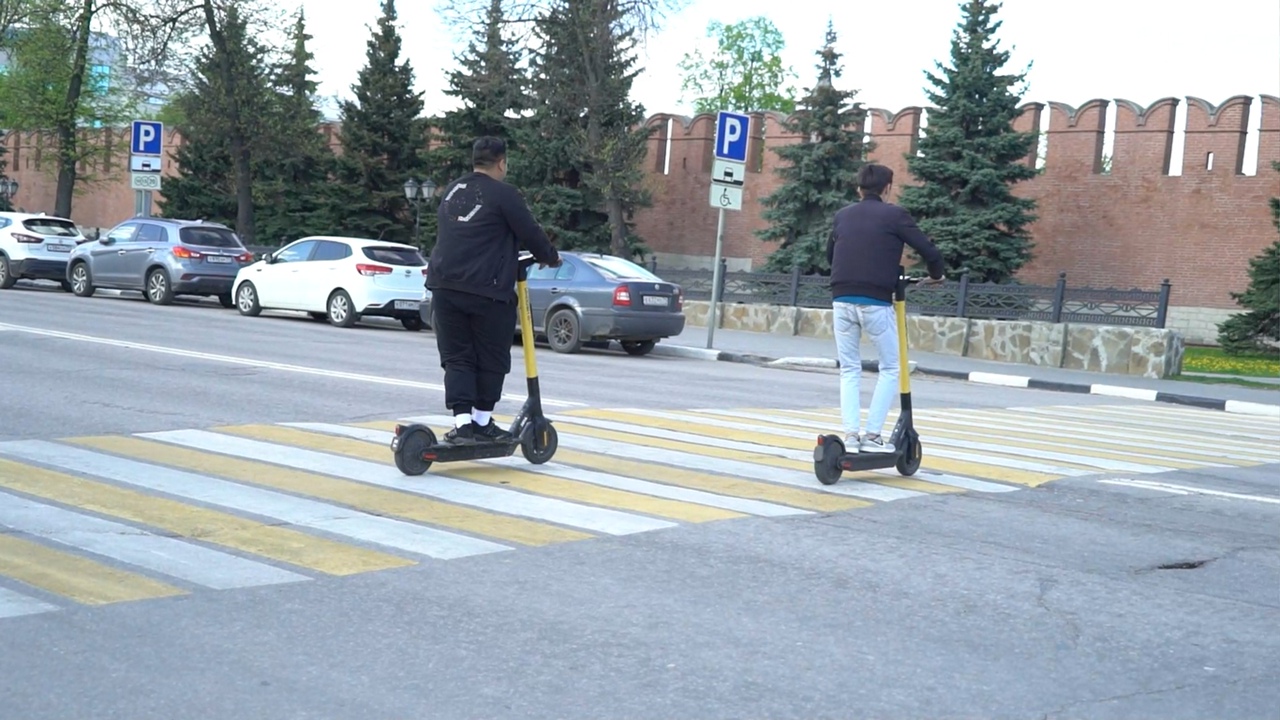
0,212,86,291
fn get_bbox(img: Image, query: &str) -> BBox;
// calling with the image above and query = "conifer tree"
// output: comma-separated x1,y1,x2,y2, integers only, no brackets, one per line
1216,161,1280,355
253,9,342,245
0,140,12,213
334,0,429,245
758,21,870,274
514,0,652,257
429,0,530,188
896,0,1038,284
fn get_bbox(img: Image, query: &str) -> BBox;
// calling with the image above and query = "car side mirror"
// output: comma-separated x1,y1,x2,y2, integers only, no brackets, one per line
99,237,114,245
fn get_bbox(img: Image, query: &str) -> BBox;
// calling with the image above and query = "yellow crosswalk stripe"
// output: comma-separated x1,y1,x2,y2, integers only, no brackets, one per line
73,435,590,547
351,421,871,513
215,425,744,524
0,534,186,606
0,456,409,576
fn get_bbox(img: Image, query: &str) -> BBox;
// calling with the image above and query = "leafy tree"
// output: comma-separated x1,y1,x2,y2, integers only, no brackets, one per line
333,0,428,245
251,9,343,245
757,22,870,274
0,0,196,219
513,0,652,258
677,16,798,115
428,0,530,191
896,0,1039,284
158,1,275,238
1216,161,1280,355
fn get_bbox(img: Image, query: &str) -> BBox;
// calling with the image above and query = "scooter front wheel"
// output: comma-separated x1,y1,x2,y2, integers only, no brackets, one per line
521,420,558,465
393,425,437,476
896,437,922,476
813,434,844,485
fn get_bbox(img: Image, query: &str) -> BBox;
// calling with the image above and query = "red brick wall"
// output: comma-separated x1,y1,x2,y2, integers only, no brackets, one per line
3,94,1275,309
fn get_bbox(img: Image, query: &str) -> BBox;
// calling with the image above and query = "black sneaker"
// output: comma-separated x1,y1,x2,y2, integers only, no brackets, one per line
443,423,476,445
472,420,513,443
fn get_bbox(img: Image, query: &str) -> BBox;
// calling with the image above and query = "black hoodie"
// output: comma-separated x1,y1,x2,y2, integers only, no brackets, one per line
426,172,560,302
824,195,945,303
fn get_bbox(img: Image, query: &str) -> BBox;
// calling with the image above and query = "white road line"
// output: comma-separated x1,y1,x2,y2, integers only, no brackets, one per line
0,322,584,408
141,429,676,536
0,491,309,590
0,440,512,560
1096,403,1280,436
1019,407,1280,450
1098,478,1280,505
1224,400,1280,419
405,415,924,502
284,422,813,517
0,587,58,619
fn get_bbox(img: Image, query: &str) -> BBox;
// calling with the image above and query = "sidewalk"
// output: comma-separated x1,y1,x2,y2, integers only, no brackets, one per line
655,326,1280,416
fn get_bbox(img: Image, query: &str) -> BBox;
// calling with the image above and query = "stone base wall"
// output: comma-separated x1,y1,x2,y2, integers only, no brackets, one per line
1166,306,1238,346
684,300,1186,379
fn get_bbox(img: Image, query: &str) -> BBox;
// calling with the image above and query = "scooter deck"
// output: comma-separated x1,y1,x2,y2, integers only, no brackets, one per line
419,440,519,463
836,451,901,472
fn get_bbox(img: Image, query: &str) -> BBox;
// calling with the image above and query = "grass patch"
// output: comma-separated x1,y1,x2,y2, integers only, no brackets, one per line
1182,346,1280,378
1169,374,1280,391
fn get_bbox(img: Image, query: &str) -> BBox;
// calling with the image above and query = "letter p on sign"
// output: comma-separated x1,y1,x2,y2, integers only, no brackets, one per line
714,111,750,164
131,120,163,156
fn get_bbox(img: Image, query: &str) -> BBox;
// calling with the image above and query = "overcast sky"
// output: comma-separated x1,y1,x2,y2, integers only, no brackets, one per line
298,0,1279,172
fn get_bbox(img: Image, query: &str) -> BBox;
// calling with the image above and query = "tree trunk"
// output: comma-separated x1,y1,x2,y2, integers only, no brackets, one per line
53,0,94,219
202,0,255,243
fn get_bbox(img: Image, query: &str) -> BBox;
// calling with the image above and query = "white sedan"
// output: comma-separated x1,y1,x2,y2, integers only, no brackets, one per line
232,235,429,330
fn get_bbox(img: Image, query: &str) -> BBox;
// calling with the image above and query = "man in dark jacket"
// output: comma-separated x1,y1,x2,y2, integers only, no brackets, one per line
826,163,945,453
426,136,561,445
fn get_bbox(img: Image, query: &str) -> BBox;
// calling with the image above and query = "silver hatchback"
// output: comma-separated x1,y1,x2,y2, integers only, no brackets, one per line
66,217,254,306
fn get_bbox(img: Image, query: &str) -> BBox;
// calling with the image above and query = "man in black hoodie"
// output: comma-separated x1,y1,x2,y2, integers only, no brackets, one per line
826,163,945,454
426,136,561,445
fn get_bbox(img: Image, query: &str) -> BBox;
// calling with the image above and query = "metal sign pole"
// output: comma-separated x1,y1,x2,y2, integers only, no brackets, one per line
706,207,726,349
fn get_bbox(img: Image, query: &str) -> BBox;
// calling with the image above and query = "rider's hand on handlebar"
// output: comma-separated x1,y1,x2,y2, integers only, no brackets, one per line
918,274,946,286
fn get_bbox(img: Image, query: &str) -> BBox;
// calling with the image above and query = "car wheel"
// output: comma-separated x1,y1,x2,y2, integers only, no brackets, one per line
69,262,95,297
0,255,14,289
546,308,582,354
217,293,234,309
236,282,262,316
621,340,656,356
327,290,358,328
146,267,174,305
401,316,424,332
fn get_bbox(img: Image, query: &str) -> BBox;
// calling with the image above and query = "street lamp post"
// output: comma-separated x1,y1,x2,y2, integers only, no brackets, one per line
403,178,437,245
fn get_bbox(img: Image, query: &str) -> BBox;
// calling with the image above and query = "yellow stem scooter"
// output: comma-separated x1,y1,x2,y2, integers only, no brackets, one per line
391,251,558,475
813,267,923,485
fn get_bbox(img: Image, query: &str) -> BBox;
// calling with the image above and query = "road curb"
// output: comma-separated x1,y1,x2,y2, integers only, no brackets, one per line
653,343,1280,417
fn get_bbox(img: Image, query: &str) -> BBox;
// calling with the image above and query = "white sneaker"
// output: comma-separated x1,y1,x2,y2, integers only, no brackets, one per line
844,433,861,452
860,434,895,453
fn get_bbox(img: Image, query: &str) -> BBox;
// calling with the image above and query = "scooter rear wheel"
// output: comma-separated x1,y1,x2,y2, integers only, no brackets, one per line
521,420,558,465
814,434,844,485
896,437,922,476
393,426,437,476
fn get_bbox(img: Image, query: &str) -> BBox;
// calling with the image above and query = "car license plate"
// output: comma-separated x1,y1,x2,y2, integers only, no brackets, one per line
44,244,71,253
642,295,669,306
206,255,232,263
394,300,420,310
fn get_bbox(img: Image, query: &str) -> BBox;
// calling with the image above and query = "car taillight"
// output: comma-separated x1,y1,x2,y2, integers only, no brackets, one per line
236,252,253,263
172,246,202,259
421,268,429,275
612,285,631,306
356,263,392,276
13,233,41,243
674,287,683,308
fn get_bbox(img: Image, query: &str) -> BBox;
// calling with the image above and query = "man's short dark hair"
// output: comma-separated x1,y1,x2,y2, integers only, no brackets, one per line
856,164,894,196
473,136,506,169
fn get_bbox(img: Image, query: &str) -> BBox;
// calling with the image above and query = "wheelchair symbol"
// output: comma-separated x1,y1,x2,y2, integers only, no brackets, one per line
718,188,732,207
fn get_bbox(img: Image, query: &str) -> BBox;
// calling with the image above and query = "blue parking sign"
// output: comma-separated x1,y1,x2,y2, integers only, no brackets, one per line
714,111,750,163
131,120,163,156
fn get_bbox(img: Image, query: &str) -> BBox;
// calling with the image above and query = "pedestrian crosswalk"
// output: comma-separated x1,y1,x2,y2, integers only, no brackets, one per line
0,402,1276,620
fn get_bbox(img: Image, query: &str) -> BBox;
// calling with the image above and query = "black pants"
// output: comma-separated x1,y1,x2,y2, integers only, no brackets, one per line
432,288,517,415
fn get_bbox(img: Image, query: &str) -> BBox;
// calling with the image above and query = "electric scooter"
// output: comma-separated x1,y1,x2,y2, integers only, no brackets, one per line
813,267,924,485
391,251,558,476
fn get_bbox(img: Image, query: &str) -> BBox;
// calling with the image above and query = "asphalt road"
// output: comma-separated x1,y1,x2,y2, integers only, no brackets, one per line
1,281,1278,720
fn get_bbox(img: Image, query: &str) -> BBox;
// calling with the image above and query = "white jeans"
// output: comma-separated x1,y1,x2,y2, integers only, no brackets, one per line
834,302,900,437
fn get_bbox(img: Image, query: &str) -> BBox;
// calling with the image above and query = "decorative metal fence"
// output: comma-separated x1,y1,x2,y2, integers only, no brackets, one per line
650,261,1172,329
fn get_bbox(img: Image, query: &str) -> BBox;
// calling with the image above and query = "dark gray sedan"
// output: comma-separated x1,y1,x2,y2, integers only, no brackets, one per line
421,252,686,355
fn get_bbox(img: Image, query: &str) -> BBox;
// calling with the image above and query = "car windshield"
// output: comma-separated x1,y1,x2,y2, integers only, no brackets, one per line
180,226,243,248
584,256,662,281
22,218,80,237
362,246,426,266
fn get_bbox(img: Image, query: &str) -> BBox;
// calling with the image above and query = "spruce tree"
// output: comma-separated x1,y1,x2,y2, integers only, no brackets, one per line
334,0,428,245
896,0,1038,284
1216,161,1280,355
429,0,530,188
252,9,343,245
0,139,11,213
758,21,870,274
